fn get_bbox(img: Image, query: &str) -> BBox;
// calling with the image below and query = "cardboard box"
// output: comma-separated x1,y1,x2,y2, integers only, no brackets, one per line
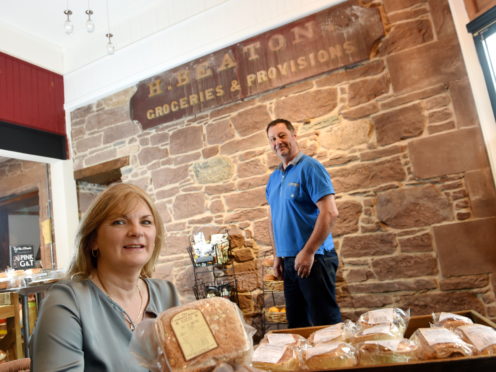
269,310,496,371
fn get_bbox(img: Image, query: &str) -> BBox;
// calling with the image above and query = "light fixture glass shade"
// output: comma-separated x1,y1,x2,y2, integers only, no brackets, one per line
107,42,115,54
64,9,73,34
85,9,95,33
86,19,95,32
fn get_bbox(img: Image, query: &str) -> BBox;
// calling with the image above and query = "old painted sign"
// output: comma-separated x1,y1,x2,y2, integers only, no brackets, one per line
130,0,384,129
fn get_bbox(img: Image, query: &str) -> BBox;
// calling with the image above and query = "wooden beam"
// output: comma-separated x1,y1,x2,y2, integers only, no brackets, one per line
74,156,129,185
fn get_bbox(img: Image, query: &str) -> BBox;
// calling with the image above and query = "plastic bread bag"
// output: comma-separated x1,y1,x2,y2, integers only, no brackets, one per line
410,327,474,360
455,324,496,355
351,323,404,344
307,320,357,345
431,312,473,329
130,297,256,371
251,344,301,371
302,341,357,370
258,332,308,348
357,338,418,366
357,307,410,334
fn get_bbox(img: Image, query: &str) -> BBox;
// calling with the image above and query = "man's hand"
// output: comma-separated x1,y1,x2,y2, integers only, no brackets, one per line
295,250,314,278
273,256,283,280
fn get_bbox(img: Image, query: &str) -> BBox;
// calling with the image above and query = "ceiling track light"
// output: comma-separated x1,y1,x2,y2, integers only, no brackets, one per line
63,9,74,35
85,9,95,33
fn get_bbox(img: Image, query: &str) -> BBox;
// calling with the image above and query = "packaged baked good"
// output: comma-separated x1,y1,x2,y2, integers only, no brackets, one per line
357,338,418,366
130,297,255,371
455,324,496,355
308,321,356,345
259,333,307,347
410,327,474,360
357,307,409,334
432,312,473,329
252,344,300,371
302,341,357,370
351,323,404,344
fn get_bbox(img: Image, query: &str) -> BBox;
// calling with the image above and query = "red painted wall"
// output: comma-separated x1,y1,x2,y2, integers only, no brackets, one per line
0,52,65,136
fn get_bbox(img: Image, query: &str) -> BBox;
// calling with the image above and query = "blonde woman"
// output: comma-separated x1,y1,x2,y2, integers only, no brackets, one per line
31,183,179,371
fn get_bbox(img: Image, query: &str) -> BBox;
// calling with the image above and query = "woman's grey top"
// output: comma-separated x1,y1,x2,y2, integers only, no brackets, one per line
30,278,180,372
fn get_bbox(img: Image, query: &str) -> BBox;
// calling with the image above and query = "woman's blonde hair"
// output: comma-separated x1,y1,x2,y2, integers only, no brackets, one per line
68,183,164,279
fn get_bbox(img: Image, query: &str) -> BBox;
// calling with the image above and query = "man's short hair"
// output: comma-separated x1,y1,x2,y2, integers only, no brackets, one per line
266,118,295,134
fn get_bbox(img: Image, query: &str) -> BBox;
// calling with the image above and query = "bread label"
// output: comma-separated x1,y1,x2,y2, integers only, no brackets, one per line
362,324,391,336
419,328,460,345
305,341,341,358
459,325,496,352
314,324,343,343
253,344,287,364
367,308,394,324
170,309,218,361
266,333,295,345
439,312,472,324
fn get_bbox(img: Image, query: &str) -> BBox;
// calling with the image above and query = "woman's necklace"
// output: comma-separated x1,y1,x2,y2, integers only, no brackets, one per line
96,272,144,331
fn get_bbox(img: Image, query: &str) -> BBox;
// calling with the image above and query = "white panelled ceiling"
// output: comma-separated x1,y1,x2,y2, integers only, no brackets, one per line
0,0,229,74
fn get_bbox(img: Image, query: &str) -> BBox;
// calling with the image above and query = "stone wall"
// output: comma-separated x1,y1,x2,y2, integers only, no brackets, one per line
69,0,496,325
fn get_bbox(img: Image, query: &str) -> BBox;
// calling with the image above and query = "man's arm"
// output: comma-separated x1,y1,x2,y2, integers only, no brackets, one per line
294,194,339,278
268,207,283,279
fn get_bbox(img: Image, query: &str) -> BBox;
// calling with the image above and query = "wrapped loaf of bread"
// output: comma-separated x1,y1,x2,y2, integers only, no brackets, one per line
432,312,473,329
357,307,409,335
259,333,307,347
410,327,474,360
456,324,496,355
252,344,300,371
302,341,357,370
308,321,355,345
351,323,404,344
357,339,418,366
155,297,252,371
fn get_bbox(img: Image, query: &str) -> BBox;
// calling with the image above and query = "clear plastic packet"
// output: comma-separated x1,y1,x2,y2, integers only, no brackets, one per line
259,333,308,348
357,338,418,366
357,307,410,335
410,327,474,360
130,297,256,371
431,312,473,329
455,324,496,355
302,341,357,370
308,320,357,345
351,323,404,344
251,344,301,371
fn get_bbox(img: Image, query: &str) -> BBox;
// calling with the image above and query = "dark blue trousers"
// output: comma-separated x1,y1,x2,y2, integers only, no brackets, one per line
282,249,341,328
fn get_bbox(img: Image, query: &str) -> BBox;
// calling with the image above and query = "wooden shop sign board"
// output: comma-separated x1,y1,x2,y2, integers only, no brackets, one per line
130,0,384,129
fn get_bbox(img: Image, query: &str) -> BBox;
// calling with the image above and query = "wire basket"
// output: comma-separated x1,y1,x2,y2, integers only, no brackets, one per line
264,307,287,323
263,280,284,291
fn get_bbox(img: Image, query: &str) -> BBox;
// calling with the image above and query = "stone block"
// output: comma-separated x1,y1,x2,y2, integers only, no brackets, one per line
383,0,427,13
224,188,266,210
450,78,479,128
439,275,489,291
333,200,362,237
206,119,235,145
151,165,189,188
172,192,206,220
387,39,465,94
204,183,236,196
232,248,255,262
428,0,456,41
320,119,372,151
341,233,397,258
332,156,406,193
225,208,267,224
163,234,190,256
170,125,203,155
347,75,390,107
274,88,338,122
231,105,271,137
465,168,496,218
408,127,490,178
398,292,485,316
192,156,233,184
377,185,453,228
316,60,385,88
220,132,267,155
434,217,496,276
347,278,437,294
86,106,130,132
377,19,433,56
398,232,433,252
237,175,268,191
371,253,438,280
138,147,167,165
372,103,424,146
237,159,266,179
360,145,406,162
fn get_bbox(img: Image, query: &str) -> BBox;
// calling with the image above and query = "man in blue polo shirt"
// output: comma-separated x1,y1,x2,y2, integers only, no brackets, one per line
265,118,341,328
